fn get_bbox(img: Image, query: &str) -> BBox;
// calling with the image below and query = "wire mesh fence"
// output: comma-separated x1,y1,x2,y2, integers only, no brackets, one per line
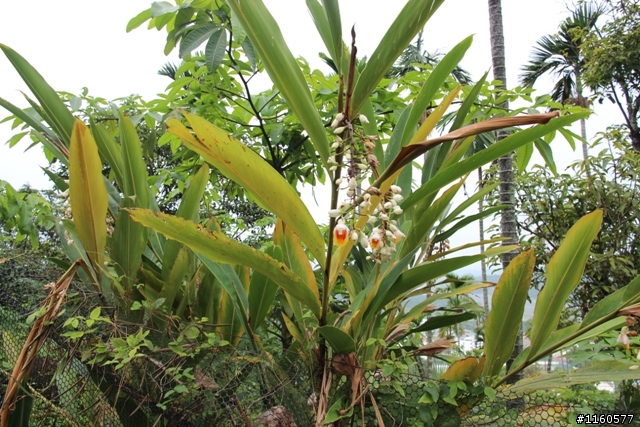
1,279,639,427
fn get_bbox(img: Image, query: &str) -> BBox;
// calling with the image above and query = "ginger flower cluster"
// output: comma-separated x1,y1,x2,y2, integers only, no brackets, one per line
328,112,406,263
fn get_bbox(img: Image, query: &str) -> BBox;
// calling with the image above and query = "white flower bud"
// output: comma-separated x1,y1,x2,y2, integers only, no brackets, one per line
393,194,403,203
357,163,368,170
358,114,370,124
331,113,345,128
384,202,393,210
329,165,337,171
360,234,370,248
335,178,343,185
390,185,402,194
334,126,346,134
367,216,377,224
328,209,342,218
331,141,341,149
351,231,359,242
348,178,357,190
346,189,355,197
393,206,403,215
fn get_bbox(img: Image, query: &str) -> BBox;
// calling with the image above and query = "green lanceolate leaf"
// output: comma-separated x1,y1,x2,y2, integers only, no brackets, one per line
119,112,149,209
197,255,250,336
0,97,63,159
161,163,209,281
90,120,125,190
110,114,150,297
382,255,483,308
226,0,330,165
581,275,640,329
433,206,505,245
321,0,342,70
483,249,535,380
400,178,465,258
274,219,319,299
318,325,356,354
423,282,494,307
402,113,588,211
127,210,322,318
68,120,108,273
406,313,476,336
126,8,152,32
400,36,473,147
0,45,75,146
516,141,534,173
248,246,282,331
179,23,219,57
350,0,445,116
306,0,338,69
205,28,227,74
534,138,557,175
167,113,326,267
159,246,190,312
509,360,640,392
112,199,146,296
527,210,603,361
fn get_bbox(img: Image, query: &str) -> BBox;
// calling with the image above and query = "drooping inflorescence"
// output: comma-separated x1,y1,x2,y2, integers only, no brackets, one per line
328,113,405,263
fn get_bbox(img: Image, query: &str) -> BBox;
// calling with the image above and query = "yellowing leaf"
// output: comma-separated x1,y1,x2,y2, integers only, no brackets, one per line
484,249,535,380
166,113,326,268
441,356,479,382
528,210,603,360
68,120,108,273
127,209,322,318
274,219,319,299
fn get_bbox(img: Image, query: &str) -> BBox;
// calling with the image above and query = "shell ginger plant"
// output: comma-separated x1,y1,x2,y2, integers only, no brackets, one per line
0,0,593,425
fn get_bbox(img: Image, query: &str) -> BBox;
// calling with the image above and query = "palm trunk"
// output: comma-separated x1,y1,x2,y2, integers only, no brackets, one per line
575,68,589,162
488,0,523,390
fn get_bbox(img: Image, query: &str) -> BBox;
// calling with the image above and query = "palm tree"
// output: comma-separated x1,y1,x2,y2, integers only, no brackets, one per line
520,3,602,160
388,30,473,85
488,0,522,388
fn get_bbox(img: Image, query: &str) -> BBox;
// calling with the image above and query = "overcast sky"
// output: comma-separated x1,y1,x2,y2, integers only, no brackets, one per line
0,0,624,275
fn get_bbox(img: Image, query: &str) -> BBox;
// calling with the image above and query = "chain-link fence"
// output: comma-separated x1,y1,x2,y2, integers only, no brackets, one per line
1,279,638,427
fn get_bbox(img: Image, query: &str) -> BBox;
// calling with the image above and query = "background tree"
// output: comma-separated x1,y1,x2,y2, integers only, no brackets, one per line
520,3,601,160
582,0,640,151
514,127,640,319
388,30,473,85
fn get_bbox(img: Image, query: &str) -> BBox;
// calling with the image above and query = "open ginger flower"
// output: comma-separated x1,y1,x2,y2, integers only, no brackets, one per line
370,230,383,249
334,220,349,246
618,326,631,350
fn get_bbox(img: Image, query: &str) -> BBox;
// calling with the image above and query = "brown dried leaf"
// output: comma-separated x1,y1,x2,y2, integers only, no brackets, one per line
382,112,560,180
414,338,454,356
1,260,82,427
385,323,409,343
620,303,640,317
